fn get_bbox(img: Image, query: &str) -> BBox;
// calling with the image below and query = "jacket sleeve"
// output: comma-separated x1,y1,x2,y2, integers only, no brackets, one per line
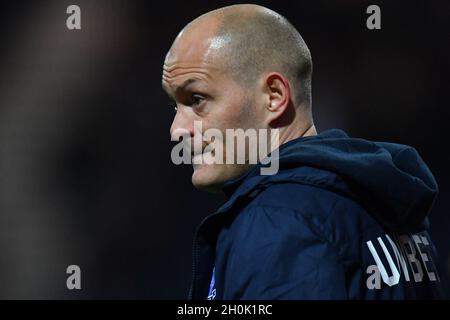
220,205,349,299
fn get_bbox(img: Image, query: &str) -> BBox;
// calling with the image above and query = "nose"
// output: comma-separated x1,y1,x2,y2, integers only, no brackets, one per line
170,106,195,141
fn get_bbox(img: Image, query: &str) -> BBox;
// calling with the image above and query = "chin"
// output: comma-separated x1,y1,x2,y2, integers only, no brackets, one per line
191,164,228,193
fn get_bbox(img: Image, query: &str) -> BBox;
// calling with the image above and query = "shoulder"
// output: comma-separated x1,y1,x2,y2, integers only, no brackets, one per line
234,181,384,247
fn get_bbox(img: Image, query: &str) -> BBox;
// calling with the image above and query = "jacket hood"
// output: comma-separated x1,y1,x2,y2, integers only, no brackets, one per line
221,129,438,233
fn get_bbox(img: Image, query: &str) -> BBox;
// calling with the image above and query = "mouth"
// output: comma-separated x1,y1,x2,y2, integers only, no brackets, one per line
191,145,214,168
191,148,204,159
192,153,204,163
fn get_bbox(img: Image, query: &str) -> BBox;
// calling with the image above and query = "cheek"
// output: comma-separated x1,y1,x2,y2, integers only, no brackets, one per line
217,98,254,130
203,105,237,132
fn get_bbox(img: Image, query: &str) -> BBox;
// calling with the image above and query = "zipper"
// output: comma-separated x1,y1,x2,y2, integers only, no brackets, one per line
188,213,216,300
188,222,201,300
188,185,264,299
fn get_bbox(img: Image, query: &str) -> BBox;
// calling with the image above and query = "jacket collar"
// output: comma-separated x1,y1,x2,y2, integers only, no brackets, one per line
218,129,348,214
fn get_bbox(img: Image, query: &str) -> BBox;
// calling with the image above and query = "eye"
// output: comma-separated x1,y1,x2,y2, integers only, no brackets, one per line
191,94,205,107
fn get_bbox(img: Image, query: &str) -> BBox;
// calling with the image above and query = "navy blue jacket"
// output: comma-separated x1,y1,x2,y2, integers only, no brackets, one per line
188,129,443,300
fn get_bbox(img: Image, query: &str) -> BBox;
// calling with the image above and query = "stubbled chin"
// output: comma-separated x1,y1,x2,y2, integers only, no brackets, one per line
191,165,223,193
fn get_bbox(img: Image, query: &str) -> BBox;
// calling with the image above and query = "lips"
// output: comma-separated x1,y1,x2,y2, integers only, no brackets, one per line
192,149,213,165
190,140,211,158
191,143,216,167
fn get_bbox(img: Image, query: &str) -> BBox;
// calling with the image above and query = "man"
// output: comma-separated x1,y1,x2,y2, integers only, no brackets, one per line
162,4,443,299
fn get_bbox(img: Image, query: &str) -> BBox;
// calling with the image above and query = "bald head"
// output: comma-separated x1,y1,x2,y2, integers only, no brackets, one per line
164,5,315,191
171,4,313,109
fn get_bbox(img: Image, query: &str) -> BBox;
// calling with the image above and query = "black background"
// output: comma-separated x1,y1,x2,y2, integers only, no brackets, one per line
0,0,448,298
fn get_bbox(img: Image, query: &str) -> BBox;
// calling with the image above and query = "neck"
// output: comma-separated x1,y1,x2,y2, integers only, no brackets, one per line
279,122,317,146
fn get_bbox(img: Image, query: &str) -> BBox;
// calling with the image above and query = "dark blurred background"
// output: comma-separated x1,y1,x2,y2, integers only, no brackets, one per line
0,0,448,299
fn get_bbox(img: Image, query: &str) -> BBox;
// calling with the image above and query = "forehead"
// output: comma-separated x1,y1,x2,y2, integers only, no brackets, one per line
162,34,232,91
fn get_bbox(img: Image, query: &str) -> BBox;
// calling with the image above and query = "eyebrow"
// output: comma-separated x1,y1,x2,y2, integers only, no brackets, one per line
175,78,199,96
163,78,200,98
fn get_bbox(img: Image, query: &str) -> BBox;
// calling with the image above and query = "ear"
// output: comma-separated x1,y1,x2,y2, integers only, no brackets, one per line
263,72,292,126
